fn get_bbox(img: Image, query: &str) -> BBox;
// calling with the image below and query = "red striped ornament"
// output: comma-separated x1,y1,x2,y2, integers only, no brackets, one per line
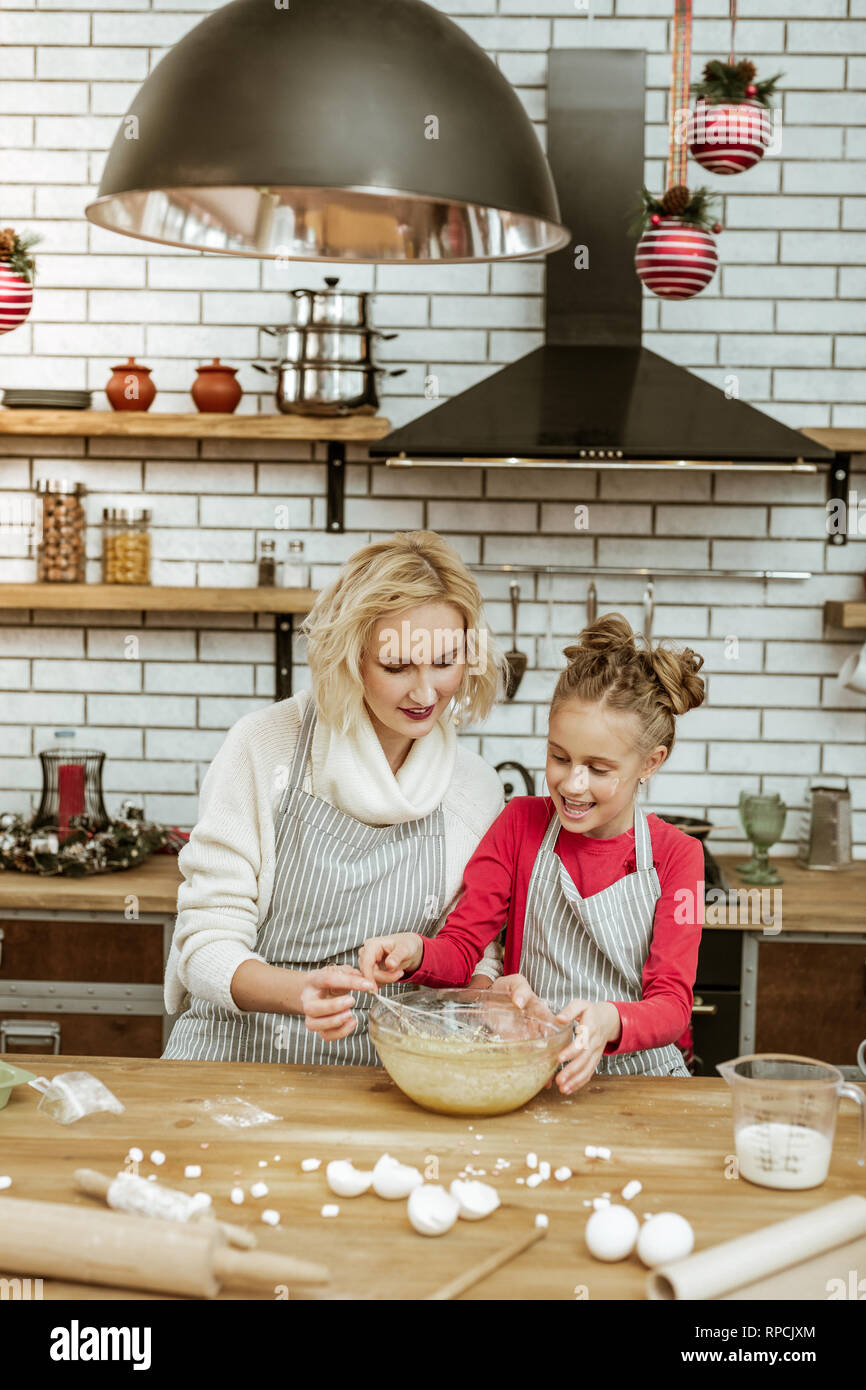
688,97,773,175
0,265,33,335
634,218,718,300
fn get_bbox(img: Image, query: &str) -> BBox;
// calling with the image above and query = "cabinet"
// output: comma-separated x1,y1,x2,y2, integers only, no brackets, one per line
0,905,175,1058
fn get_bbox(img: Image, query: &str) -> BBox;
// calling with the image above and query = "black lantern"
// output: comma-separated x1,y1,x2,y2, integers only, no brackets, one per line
32,749,110,840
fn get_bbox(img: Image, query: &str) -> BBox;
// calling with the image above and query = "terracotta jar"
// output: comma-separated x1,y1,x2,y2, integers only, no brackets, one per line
106,357,156,412
191,358,243,413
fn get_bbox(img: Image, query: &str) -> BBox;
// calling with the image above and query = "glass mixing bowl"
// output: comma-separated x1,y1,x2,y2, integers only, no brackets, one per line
368,987,573,1116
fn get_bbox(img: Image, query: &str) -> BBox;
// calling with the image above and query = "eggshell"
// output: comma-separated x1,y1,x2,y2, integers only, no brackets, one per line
407,1184,459,1236
585,1205,640,1261
372,1152,423,1200
449,1178,500,1221
637,1212,694,1268
326,1160,374,1198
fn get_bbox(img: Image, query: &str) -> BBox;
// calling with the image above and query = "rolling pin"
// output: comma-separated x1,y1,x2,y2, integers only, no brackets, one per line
0,1195,328,1298
74,1169,257,1250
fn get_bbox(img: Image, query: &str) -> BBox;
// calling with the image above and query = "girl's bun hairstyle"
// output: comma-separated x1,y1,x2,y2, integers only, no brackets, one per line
555,612,705,757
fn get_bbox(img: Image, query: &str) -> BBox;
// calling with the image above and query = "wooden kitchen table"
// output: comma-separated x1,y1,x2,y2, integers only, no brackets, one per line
1,1053,863,1301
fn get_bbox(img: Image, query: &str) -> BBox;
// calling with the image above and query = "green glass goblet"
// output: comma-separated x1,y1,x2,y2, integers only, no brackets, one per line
737,791,787,885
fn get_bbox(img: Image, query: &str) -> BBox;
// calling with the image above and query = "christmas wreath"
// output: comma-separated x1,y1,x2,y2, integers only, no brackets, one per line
629,184,721,239
0,227,40,283
0,802,172,877
691,59,782,108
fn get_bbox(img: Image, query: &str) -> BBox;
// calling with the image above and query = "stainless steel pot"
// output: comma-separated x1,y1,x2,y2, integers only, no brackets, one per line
262,325,396,365
288,276,373,328
253,360,406,415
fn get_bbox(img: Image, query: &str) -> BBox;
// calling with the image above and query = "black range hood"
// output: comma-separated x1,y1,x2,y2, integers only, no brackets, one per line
371,48,836,473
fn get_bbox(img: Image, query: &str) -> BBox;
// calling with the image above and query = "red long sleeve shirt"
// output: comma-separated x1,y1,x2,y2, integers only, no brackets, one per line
408,796,704,1057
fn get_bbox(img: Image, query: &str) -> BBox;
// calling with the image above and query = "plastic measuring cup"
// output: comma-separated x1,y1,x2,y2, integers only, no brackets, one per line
717,1053,866,1190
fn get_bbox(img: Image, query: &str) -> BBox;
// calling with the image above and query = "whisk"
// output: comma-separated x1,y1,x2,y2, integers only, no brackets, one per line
372,992,492,1042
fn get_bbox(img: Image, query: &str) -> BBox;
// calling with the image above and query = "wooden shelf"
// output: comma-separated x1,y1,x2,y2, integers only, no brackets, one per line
825,600,866,630
0,409,391,441
800,428,866,454
0,582,318,614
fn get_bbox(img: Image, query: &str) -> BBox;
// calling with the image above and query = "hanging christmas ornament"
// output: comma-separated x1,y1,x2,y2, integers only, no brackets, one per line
632,186,720,300
0,227,39,335
629,0,720,300
688,3,782,175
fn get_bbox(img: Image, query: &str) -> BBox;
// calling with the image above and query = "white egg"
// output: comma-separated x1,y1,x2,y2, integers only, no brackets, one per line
372,1152,424,1200
407,1184,459,1236
637,1212,694,1268
585,1204,640,1261
449,1178,501,1221
326,1160,374,1198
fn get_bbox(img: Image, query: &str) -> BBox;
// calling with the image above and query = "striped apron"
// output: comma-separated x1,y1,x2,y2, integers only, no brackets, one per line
519,802,690,1077
162,695,446,1065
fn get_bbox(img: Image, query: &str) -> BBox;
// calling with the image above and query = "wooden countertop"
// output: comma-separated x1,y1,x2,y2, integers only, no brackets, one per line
0,1054,862,1301
1,851,863,932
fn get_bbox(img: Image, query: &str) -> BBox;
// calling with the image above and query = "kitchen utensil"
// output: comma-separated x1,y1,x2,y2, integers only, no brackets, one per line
717,1053,865,1191
797,779,852,870
105,356,156,411
647,1195,866,1300
289,277,373,328
838,640,866,694
737,790,787,885
191,358,242,413
369,987,572,1116
495,760,535,799
263,325,397,364
252,360,405,415
504,581,528,699
3,389,91,409
0,1194,328,1297
426,1223,548,1301
642,579,654,643
586,579,597,625
74,1168,256,1250
0,1060,37,1110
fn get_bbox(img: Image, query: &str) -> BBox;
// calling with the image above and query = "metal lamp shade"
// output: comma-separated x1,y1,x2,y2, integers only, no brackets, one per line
84,0,568,263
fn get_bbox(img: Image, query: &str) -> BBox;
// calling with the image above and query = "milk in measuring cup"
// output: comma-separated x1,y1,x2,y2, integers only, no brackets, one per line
735,1121,832,1189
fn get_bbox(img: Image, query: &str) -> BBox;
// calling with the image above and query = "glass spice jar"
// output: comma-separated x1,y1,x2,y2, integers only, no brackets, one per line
35,479,87,583
101,507,152,584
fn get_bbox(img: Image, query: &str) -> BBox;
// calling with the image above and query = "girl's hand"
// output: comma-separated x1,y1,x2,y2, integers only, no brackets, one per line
358,932,424,985
554,999,622,1094
488,973,557,1021
299,965,378,1042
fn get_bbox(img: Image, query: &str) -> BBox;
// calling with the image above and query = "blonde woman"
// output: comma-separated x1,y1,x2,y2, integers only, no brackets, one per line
162,531,508,1064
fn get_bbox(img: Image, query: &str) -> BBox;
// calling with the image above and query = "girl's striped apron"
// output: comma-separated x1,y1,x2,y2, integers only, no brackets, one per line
520,802,690,1077
162,696,446,1065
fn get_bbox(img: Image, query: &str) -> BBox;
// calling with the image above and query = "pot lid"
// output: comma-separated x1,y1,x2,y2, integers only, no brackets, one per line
84,0,568,264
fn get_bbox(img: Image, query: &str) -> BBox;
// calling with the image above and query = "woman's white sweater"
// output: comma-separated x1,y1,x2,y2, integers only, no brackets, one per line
163,689,506,1015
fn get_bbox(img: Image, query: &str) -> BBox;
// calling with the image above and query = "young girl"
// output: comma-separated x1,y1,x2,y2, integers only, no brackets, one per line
360,613,706,1091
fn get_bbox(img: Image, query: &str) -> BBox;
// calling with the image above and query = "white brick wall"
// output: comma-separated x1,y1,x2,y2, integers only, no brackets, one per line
0,1,863,854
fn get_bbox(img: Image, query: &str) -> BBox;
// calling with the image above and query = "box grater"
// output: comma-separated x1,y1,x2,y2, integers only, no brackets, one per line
798,780,853,869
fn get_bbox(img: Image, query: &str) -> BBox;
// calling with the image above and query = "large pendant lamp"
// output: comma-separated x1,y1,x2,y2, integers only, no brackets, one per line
85,0,568,263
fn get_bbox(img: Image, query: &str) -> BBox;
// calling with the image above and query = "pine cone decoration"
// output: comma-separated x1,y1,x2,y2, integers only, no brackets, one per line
735,59,757,83
661,185,690,216
0,228,16,260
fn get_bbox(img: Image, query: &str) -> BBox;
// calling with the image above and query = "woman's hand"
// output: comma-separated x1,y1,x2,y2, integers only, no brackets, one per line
488,974,558,1022
299,965,378,1042
553,999,622,1094
358,932,424,985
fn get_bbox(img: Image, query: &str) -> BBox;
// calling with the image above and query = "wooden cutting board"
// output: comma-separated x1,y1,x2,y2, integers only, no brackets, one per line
0,1054,863,1300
